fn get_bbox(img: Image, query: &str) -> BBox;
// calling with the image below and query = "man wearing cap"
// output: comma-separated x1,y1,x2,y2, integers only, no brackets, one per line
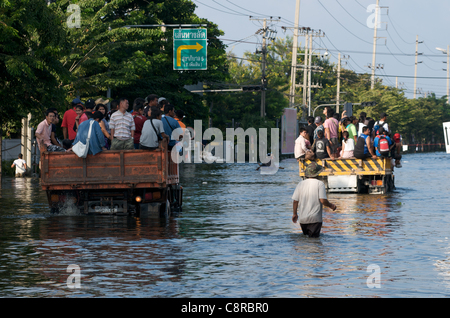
313,116,324,141
292,162,337,238
62,98,83,142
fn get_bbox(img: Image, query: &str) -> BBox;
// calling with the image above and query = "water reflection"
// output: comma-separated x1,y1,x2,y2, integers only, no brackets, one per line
1,153,450,297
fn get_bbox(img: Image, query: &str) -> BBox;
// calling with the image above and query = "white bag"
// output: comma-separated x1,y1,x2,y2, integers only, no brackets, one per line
72,120,94,158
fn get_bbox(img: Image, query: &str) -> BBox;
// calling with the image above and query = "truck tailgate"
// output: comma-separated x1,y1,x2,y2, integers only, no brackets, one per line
41,147,178,190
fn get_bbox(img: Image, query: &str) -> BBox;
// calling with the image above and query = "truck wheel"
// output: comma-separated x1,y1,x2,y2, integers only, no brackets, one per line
159,199,171,219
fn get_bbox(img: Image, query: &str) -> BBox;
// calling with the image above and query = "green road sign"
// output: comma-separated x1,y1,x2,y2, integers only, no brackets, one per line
173,29,207,70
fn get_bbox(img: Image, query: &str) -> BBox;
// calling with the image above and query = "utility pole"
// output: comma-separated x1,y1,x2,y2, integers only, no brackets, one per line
289,0,301,108
261,18,267,118
371,0,380,90
445,45,450,103
303,33,309,108
337,53,341,114
414,35,423,98
250,17,279,117
308,34,313,116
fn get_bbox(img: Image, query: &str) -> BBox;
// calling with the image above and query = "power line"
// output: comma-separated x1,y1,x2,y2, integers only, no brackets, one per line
335,0,367,28
317,0,372,45
193,0,248,16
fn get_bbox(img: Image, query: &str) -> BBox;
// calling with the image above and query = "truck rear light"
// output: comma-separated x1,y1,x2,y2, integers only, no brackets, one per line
135,196,142,203
144,193,152,200
50,194,59,202
153,191,161,200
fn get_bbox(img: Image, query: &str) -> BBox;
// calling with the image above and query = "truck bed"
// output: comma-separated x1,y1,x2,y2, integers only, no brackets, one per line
41,141,178,191
299,157,392,177
299,157,394,194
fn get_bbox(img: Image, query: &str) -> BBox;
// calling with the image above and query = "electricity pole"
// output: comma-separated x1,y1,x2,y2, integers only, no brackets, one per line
337,53,341,113
250,17,279,117
414,35,423,98
371,0,379,90
289,0,301,108
261,18,267,118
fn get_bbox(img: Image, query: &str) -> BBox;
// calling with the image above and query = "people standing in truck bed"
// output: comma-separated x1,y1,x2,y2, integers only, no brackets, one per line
73,112,106,156
36,110,66,152
294,128,309,160
109,98,135,150
62,98,83,143
132,98,147,150
312,130,333,160
323,106,339,156
162,104,182,151
140,107,169,150
354,126,377,159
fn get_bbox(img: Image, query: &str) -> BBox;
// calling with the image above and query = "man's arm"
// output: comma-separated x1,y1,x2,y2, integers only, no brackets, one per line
110,128,115,139
292,200,299,223
51,132,61,147
62,127,68,140
366,137,377,158
319,199,337,211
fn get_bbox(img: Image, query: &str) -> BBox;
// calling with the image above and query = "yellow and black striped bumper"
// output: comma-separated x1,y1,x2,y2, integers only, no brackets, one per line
299,158,392,176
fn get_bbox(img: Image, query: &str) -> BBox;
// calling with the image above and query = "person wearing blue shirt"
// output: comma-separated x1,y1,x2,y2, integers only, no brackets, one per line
161,104,182,150
73,112,106,156
373,127,393,157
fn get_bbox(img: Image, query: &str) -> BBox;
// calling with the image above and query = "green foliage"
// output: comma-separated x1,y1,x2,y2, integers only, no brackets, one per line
0,0,71,132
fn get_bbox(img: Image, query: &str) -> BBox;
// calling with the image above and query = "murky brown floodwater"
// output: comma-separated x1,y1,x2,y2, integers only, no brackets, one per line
1,152,450,297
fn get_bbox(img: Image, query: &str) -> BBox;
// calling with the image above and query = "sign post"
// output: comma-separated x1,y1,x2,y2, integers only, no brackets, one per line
173,29,207,70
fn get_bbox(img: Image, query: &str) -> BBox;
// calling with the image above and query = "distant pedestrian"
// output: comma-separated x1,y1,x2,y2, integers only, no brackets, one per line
109,98,135,150
292,162,337,238
11,154,27,177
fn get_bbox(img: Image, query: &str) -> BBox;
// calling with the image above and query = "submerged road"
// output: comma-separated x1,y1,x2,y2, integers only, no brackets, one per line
0,152,450,297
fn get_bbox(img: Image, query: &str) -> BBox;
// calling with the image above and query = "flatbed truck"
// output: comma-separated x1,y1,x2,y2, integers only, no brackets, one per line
299,157,395,194
40,139,182,217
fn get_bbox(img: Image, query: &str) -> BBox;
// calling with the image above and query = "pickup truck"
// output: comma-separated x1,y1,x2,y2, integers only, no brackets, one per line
299,157,395,194
40,139,182,217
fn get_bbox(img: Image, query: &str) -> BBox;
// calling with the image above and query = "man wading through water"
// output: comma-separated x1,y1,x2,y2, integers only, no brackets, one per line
292,162,337,237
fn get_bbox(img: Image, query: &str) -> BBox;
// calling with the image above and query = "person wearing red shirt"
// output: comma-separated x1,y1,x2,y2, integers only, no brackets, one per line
62,98,83,142
79,99,96,125
132,101,147,149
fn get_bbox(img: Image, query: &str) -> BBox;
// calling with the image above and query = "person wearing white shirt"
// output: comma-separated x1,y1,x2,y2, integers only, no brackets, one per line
340,131,355,159
294,128,309,160
11,154,27,177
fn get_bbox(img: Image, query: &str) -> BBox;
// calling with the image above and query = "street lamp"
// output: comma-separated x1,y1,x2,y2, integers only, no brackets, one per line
436,46,450,103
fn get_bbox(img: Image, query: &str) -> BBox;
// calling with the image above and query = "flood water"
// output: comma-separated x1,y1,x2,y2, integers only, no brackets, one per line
1,152,450,298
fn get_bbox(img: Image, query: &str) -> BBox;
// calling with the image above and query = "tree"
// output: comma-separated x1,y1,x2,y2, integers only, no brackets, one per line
0,0,71,186
52,0,228,127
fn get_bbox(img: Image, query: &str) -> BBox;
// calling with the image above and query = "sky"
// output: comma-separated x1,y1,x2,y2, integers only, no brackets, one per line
192,0,450,100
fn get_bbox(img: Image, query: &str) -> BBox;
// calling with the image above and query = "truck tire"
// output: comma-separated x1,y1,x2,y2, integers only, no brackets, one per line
159,199,171,219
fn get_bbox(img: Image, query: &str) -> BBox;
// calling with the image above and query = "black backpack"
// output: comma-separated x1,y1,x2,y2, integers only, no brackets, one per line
354,136,366,159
